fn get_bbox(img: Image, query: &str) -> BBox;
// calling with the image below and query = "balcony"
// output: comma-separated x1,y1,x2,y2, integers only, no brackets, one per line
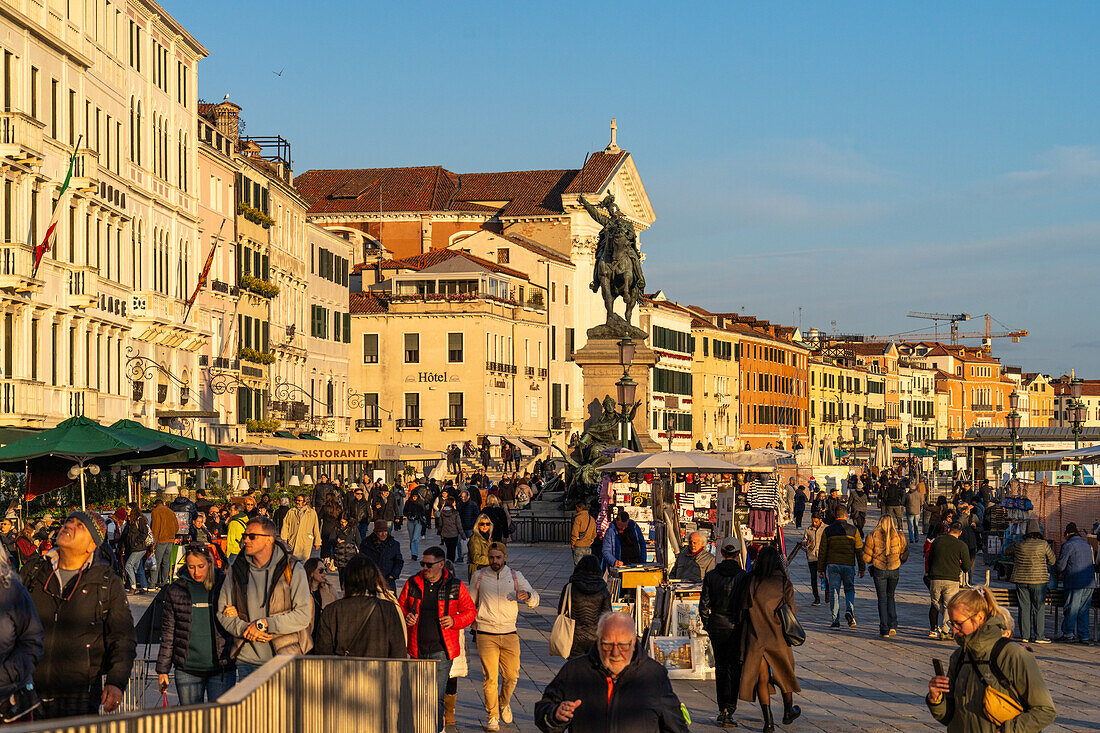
552,416,568,431
200,355,241,371
0,379,44,424
485,361,518,375
355,417,382,431
130,290,174,323
973,404,994,412
0,242,42,293
715,392,732,405
525,366,535,377
538,368,548,378
0,111,45,166
69,148,99,193
396,417,422,430
440,417,467,429
241,364,265,379
211,279,241,297
67,265,98,309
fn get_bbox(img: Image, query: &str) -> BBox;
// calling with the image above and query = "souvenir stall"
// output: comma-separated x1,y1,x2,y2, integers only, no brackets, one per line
596,451,745,680
712,451,788,568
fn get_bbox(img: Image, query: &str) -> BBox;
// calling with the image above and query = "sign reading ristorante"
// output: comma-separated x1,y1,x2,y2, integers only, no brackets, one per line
299,446,377,460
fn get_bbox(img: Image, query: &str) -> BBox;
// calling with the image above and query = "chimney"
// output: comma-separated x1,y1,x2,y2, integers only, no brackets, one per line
213,97,242,141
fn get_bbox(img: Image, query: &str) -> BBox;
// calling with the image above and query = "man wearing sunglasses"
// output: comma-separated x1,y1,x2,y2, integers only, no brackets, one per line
218,517,312,680
535,612,688,733
398,546,476,732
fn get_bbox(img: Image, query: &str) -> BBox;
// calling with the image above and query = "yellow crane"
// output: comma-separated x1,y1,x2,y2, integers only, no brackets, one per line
887,313,1027,354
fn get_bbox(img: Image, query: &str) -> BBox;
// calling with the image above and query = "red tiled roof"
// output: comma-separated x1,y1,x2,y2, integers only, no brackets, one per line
293,151,626,218
492,229,574,265
349,292,388,315
379,249,529,280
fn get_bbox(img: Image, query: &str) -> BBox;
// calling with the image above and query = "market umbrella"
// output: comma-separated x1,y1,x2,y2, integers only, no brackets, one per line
0,416,186,509
110,420,219,464
822,434,836,466
883,432,894,468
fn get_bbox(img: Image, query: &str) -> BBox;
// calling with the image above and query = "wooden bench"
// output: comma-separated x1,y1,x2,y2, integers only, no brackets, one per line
987,584,1065,637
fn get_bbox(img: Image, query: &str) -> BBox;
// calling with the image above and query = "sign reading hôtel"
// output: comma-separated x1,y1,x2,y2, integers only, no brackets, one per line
406,372,459,383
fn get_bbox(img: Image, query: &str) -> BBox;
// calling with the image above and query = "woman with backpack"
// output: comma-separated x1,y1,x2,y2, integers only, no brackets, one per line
927,586,1056,732
120,503,152,594
331,515,361,591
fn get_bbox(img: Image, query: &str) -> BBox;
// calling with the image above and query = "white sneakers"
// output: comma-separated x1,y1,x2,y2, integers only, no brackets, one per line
484,717,500,731
501,705,513,724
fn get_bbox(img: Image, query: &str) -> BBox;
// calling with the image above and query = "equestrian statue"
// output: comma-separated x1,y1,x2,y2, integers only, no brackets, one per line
579,193,646,329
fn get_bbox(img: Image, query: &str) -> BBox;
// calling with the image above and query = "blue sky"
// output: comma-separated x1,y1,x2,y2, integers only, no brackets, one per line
173,1,1098,377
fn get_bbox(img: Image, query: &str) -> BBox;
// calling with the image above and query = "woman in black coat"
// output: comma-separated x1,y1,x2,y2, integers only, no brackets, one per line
313,555,405,658
331,516,361,589
156,545,235,705
0,545,43,718
557,554,612,658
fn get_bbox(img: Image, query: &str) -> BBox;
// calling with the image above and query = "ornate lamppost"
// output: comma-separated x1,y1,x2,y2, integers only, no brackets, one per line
1069,376,1085,484
1006,391,1021,480
124,347,192,432
615,338,639,449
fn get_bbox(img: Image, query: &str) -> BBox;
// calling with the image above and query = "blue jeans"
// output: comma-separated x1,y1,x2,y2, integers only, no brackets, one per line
153,542,175,587
826,564,857,624
125,551,148,589
235,663,262,681
420,649,453,728
871,567,899,634
175,668,237,705
1016,582,1047,641
1061,587,1094,640
906,514,920,544
407,518,424,558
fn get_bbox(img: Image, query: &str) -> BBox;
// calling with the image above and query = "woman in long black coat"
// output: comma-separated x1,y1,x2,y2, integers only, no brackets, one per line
556,554,612,658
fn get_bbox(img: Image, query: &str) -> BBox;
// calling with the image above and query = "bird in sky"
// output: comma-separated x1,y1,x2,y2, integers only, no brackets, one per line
274,68,284,77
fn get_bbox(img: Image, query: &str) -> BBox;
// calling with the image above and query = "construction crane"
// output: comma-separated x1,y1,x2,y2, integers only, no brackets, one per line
887,313,1027,354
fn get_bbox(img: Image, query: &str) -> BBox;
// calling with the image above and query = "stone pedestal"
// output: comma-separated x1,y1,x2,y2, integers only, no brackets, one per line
573,336,662,452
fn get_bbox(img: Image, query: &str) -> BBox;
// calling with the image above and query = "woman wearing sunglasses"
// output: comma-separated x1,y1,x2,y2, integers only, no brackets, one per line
466,513,495,580
157,545,236,705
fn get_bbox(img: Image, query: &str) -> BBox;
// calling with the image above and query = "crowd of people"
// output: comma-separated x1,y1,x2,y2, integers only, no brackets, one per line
0,458,1079,732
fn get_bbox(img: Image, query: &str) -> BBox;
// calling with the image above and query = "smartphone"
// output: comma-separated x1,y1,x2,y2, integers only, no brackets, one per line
933,658,945,677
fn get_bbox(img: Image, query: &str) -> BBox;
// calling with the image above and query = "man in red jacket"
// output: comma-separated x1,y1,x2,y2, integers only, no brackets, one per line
399,545,476,731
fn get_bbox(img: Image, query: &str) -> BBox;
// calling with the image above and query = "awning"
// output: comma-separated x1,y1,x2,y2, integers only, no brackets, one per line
522,437,551,451
484,436,502,446
215,442,300,467
502,436,532,455
1018,444,1100,471
379,444,445,461
253,436,380,462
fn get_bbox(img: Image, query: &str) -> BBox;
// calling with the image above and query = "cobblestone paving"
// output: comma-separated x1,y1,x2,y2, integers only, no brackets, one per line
129,513,1099,731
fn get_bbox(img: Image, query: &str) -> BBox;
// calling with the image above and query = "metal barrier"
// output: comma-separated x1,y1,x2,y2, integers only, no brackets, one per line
8,656,437,733
511,515,572,543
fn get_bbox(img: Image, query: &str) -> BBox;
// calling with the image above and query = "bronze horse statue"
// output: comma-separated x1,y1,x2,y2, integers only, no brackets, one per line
579,193,645,324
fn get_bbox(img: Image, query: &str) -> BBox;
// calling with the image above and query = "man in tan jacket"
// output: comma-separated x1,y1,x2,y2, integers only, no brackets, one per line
570,502,596,565
150,497,179,588
280,494,321,562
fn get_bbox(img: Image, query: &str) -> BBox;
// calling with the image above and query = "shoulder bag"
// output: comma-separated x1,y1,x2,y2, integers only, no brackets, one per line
775,601,805,647
968,637,1025,726
549,582,576,658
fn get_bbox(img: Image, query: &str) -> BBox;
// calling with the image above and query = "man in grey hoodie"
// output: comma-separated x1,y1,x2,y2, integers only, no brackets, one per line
217,516,312,679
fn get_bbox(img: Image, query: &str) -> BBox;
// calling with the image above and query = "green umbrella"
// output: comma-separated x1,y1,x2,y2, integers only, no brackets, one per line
109,419,219,464
0,416,186,509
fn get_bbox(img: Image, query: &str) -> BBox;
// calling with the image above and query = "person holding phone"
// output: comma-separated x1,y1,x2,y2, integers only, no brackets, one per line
926,586,1055,732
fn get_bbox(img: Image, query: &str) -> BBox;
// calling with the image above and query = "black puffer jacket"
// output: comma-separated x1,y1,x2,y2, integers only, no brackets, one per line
121,515,150,555
155,569,235,675
0,577,43,699
699,559,748,633
557,571,612,658
312,594,406,659
21,553,136,693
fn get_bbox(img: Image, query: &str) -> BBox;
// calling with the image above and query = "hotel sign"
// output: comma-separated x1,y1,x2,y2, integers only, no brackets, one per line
407,372,459,383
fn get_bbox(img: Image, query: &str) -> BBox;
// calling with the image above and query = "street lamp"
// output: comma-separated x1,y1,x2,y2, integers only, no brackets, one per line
1070,376,1085,483
67,462,101,511
615,338,639,449
1006,391,1021,480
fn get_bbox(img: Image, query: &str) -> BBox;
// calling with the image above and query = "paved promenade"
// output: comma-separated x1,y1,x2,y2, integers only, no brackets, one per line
129,515,1099,731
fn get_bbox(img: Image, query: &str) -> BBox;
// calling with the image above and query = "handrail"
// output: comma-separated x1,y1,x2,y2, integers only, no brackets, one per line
7,656,437,733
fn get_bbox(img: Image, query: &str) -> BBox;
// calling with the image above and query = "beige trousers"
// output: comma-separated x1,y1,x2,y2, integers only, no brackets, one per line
476,631,520,718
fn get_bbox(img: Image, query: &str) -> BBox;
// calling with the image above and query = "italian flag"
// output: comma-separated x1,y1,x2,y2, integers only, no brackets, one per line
32,136,81,278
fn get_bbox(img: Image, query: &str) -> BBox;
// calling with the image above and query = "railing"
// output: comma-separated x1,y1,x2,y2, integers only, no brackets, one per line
355,417,382,430
0,379,43,417
440,417,467,429
525,366,535,377
538,368,548,378
485,361,518,375
241,364,265,378
211,280,241,296
396,417,423,430
69,147,99,192
511,516,572,543
0,110,44,163
973,404,994,412
0,242,36,290
6,656,437,733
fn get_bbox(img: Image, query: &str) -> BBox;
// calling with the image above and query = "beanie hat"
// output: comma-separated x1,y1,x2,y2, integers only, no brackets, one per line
67,510,106,548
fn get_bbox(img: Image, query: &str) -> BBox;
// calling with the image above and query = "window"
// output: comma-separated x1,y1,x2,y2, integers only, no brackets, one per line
497,248,509,264
565,328,575,362
448,333,463,363
404,393,420,421
404,333,419,363
30,67,38,119
449,392,464,421
362,393,379,422
564,285,569,304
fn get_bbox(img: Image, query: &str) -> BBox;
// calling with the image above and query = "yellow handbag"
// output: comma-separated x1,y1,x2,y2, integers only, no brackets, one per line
968,639,1025,726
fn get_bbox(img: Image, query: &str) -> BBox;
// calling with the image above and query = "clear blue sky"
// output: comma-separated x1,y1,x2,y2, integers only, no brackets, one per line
173,1,1099,378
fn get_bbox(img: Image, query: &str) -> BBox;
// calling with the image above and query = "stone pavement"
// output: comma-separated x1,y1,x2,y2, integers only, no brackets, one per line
129,516,1100,731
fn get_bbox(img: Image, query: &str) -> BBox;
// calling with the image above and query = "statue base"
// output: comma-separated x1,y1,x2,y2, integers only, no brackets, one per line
573,335,662,452
586,313,648,341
